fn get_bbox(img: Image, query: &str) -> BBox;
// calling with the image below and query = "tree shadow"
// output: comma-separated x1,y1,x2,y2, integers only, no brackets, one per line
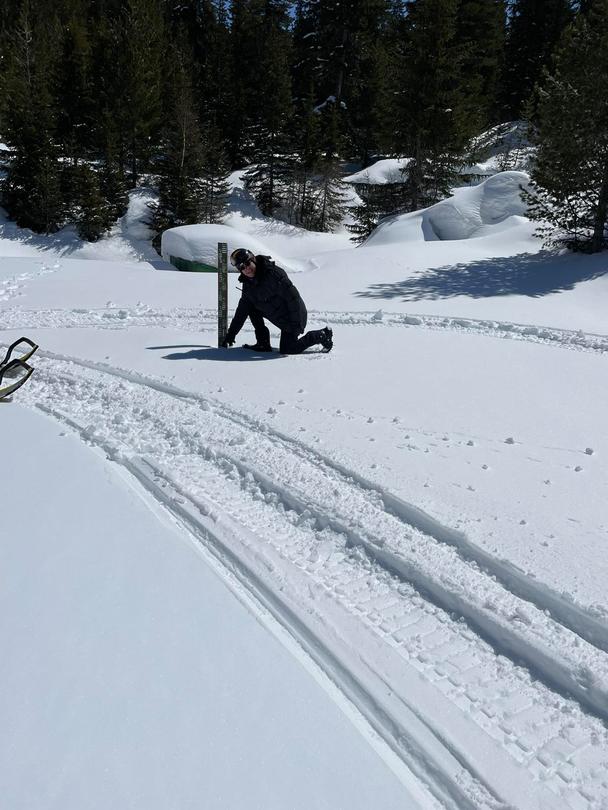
355,251,608,301
146,344,282,362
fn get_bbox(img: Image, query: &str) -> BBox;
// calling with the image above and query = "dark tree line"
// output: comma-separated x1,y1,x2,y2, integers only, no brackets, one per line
0,0,603,252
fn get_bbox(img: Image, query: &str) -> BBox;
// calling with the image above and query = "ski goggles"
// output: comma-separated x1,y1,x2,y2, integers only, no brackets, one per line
230,249,255,271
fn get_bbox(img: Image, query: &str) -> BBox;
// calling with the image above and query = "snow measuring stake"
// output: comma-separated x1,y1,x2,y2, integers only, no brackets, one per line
217,242,228,347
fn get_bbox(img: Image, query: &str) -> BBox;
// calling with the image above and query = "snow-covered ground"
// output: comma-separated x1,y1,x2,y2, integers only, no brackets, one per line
1,174,608,809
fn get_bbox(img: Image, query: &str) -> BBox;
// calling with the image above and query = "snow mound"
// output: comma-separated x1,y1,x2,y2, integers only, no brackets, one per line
364,171,530,245
161,223,305,272
343,159,412,186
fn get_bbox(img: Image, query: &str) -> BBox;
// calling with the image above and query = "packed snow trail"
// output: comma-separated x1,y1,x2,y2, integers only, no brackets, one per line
2,305,607,352
19,353,608,810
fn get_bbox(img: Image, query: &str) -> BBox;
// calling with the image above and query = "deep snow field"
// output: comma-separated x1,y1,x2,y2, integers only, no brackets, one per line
1,172,608,810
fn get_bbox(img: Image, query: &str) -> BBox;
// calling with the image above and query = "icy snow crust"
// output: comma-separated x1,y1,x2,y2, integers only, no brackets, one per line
2,172,608,809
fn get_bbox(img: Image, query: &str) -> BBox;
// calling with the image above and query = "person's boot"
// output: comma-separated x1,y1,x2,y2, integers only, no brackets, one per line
319,327,333,352
243,342,273,352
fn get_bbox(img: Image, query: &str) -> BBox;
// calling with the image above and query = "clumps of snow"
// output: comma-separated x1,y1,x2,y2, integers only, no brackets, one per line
161,223,305,273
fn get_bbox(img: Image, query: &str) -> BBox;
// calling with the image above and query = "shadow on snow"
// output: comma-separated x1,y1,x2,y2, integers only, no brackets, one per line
146,344,282,362
355,251,608,301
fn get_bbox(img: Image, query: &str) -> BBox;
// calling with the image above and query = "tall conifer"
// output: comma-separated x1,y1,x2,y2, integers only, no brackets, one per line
395,0,468,210
455,0,507,133
1,1,64,233
524,0,608,252
152,49,206,239
121,0,164,184
501,0,574,119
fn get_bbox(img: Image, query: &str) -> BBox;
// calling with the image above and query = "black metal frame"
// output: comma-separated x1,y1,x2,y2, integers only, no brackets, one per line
0,359,35,400
0,336,39,368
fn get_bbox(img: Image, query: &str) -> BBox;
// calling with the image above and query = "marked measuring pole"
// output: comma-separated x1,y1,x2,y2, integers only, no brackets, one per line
217,242,228,347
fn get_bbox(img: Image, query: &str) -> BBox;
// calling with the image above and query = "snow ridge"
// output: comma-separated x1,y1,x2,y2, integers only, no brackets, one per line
21,352,608,810
2,306,607,352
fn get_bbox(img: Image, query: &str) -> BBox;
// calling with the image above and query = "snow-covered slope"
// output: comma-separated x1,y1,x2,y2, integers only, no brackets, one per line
1,171,608,810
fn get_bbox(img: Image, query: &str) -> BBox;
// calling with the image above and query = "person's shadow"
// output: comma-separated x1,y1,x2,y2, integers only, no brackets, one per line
146,344,282,362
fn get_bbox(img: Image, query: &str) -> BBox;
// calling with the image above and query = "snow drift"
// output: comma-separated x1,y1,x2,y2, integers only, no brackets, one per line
364,171,530,245
161,223,306,273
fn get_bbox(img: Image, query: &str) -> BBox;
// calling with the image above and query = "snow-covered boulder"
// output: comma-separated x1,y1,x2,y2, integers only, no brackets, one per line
161,223,302,273
364,171,530,244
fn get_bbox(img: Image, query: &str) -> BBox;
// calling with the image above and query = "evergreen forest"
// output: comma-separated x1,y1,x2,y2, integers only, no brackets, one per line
0,0,606,252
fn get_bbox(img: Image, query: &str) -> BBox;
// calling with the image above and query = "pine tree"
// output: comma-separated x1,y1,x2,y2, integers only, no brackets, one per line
285,85,323,227
1,1,65,233
121,0,164,185
455,0,507,133
75,164,115,241
394,0,469,211
293,0,396,163
524,0,608,252
56,0,95,163
199,123,231,223
347,188,387,243
99,120,130,221
500,0,575,120
309,159,348,232
342,0,395,164
198,0,234,150
241,2,294,217
151,50,206,241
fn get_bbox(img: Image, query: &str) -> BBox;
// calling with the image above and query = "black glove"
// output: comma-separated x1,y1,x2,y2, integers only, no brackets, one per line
220,336,235,348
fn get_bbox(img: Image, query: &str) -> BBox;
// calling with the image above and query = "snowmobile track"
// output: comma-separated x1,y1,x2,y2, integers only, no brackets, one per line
21,352,608,810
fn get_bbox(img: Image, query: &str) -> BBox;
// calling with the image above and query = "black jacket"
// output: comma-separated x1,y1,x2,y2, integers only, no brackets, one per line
227,255,308,337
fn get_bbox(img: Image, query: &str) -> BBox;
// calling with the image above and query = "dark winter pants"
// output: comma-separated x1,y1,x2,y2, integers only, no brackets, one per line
248,307,323,354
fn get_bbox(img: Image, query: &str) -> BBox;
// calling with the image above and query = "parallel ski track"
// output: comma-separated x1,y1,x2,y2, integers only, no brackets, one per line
2,306,607,353
20,352,608,810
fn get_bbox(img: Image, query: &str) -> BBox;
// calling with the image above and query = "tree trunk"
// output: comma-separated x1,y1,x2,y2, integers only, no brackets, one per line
591,159,608,253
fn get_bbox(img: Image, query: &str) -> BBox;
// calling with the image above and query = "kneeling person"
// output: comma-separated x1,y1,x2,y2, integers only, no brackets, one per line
221,249,333,354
